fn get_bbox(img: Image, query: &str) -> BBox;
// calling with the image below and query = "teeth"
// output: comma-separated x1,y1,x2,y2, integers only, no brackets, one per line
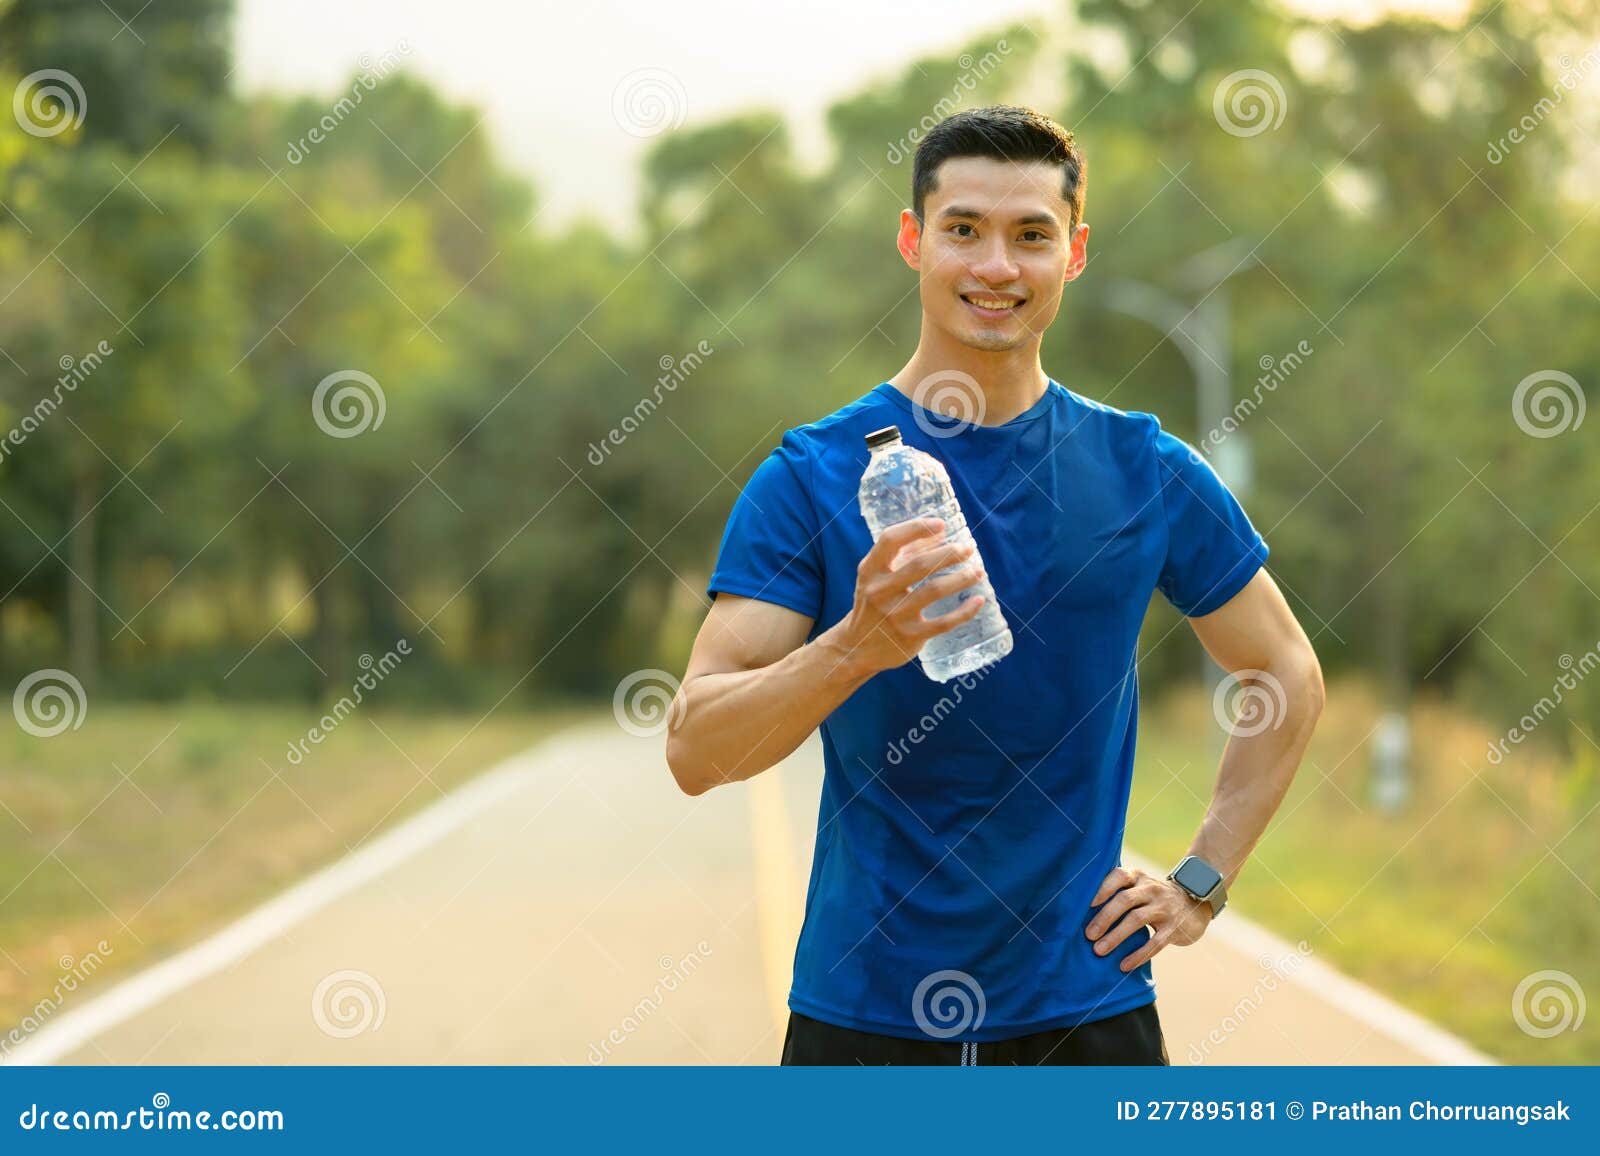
967,297,1017,310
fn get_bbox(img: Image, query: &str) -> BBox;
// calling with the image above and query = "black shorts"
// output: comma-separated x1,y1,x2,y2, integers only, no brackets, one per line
780,1001,1170,1066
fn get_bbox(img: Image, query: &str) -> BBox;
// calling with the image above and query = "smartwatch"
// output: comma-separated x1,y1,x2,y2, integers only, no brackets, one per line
1168,855,1227,917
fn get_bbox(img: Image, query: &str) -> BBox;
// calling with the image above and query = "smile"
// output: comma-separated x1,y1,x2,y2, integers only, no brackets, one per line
960,293,1023,317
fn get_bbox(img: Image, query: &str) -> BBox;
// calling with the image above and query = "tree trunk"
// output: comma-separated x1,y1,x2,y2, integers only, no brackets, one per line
356,517,403,649
67,464,99,693
309,562,342,699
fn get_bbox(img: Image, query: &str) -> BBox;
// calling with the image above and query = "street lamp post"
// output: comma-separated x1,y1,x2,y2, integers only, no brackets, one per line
1099,238,1258,760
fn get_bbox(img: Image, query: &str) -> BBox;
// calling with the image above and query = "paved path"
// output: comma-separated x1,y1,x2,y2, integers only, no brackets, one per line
7,719,1491,1065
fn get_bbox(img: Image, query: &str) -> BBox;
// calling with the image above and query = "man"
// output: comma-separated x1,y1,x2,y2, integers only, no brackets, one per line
665,105,1324,1065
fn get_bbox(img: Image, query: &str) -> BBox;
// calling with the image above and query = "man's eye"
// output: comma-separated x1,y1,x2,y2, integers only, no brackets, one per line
1021,230,1047,242
951,223,975,237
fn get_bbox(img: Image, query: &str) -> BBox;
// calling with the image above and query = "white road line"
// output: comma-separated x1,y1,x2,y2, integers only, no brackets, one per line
1124,850,1497,1066
2,731,588,1066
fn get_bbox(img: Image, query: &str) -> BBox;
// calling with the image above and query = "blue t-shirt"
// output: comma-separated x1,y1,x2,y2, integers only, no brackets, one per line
705,379,1269,1042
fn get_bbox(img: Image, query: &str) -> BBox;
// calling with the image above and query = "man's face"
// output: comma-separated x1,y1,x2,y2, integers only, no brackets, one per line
898,156,1089,352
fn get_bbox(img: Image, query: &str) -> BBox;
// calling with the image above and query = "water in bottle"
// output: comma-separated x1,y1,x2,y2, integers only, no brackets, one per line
857,424,1013,681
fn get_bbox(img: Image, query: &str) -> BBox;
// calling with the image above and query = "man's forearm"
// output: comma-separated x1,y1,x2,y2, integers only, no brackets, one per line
667,623,876,795
1187,662,1325,888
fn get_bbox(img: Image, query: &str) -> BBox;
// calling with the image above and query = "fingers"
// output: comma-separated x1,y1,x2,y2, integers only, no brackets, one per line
1091,907,1155,957
1085,879,1146,941
860,517,944,576
863,539,975,614
1119,927,1173,972
863,548,968,618
1085,870,1198,972
892,539,974,587
1086,867,1160,961
848,519,994,669
888,581,982,643
902,558,985,617
915,590,988,636
1091,866,1138,907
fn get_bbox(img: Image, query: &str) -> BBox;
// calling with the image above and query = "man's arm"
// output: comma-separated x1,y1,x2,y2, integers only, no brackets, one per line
1086,567,1325,970
666,517,985,796
665,593,851,797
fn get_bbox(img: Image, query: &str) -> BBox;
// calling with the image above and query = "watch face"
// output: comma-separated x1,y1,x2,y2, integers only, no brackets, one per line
1175,857,1222,898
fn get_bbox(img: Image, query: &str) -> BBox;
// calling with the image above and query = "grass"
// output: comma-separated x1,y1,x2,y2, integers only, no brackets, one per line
1127,676,1600,1065
0,701,588,1036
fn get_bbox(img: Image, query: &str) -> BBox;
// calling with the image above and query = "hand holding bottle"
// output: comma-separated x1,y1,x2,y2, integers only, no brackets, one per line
833,517,988,677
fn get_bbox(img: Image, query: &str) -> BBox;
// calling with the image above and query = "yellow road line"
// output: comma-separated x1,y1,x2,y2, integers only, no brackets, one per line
746,770,804,1037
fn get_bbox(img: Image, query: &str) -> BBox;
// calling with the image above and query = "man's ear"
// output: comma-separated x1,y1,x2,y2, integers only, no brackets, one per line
896,208,923,271
1063,222,1090,283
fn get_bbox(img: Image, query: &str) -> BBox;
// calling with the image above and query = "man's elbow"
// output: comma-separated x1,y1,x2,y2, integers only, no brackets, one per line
665,732,714,797
1277,645,1326,723
1307,659,1327,718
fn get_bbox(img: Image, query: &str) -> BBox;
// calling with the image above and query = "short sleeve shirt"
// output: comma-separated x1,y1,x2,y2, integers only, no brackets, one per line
706,380,1268,1040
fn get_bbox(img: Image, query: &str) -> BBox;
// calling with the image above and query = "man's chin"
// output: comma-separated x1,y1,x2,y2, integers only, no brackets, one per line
958,326,1028,353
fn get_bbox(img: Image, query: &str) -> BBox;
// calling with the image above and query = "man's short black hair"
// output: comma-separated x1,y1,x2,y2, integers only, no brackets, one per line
911,105,1086,232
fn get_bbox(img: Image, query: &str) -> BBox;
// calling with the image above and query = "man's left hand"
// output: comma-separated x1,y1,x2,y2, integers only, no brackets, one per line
1085,865,1214,972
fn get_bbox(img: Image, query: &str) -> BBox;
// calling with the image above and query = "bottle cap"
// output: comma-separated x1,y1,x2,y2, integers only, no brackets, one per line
865,425,902,449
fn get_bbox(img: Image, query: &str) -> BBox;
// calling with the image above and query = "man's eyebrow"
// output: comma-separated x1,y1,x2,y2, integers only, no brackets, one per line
935,206,1061,228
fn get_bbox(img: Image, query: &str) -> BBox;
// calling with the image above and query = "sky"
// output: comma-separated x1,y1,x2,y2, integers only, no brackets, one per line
236,0,1058,230
234,0,1473,233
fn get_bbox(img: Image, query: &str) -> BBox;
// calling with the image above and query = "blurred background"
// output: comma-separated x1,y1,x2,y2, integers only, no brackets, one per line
0,0,1595,1065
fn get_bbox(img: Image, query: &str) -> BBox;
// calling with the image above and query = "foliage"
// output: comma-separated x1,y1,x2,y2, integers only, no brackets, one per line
0,0,1596,765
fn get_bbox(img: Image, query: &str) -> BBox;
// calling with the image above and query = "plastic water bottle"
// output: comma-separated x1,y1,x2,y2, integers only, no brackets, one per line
857,424,1013,681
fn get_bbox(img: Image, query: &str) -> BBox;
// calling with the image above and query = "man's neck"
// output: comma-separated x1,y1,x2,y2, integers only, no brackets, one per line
887,331,1048,428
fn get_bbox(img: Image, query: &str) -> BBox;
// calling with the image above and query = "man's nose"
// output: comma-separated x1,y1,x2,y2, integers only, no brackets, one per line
970,239,1020,282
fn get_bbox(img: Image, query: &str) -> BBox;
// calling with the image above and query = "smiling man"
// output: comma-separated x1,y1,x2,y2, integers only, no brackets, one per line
666,105,1325,1065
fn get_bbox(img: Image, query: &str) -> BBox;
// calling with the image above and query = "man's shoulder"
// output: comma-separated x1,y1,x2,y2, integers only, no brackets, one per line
800,383,898,436
1053,383,1167,464
771,383,900,458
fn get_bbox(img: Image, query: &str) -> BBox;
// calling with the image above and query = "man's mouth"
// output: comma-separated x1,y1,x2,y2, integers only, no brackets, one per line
960,293,1023,317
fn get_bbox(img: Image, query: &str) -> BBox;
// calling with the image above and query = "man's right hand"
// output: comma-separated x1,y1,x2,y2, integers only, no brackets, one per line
832,516,988,677
669,517,987,795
